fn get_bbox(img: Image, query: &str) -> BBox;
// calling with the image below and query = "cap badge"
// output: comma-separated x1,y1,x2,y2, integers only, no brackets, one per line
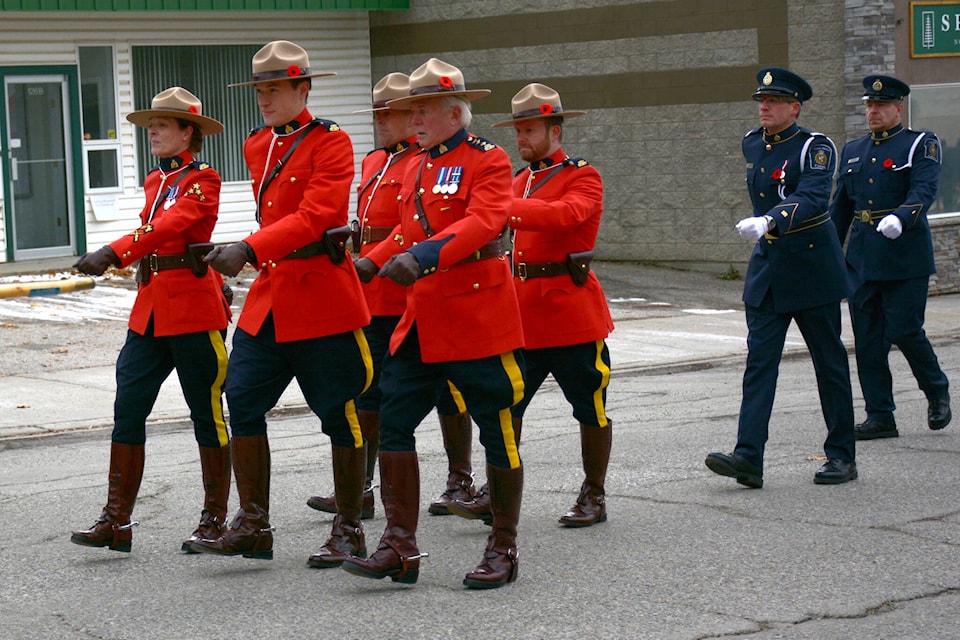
763,71,773,86
873,79,883,91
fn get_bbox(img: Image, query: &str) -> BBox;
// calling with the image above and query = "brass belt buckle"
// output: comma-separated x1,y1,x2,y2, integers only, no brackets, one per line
859,210,871,223
148,254,160,274
516,262,528,281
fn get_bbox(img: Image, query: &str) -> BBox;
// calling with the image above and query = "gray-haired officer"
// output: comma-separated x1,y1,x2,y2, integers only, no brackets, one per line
705,68,857,488
830,75,950,440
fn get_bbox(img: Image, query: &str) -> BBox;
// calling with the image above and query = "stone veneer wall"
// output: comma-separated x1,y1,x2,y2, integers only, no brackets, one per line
369,0,846,267
370,0,960,296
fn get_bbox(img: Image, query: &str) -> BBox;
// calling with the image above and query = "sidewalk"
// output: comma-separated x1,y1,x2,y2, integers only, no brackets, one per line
3,259,960,439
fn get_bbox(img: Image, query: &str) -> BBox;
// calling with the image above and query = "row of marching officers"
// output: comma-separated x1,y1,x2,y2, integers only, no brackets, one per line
70,42,614,591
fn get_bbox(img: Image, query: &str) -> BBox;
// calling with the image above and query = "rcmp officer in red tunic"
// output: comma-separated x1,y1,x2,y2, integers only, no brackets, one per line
341,59,526,589
306,73,477,521
191,41,373,567
448,84,614,528
71,88,232,553
830,75,951,440
705,68,857,488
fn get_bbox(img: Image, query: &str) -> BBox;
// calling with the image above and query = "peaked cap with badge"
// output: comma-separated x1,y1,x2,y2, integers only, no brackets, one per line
229,40,336,87
491,83,586,128
386,58,491,108
752,67,813,103
861,75,910,102
354,72,410,113
126,87,224,136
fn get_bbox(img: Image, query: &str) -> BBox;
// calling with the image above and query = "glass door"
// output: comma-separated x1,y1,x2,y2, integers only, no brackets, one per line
4,75,75,259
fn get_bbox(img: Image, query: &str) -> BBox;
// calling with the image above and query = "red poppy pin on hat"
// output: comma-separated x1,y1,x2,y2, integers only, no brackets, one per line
126,86,224,136
229,40,336,87
491,83,586,128
385,58,491,108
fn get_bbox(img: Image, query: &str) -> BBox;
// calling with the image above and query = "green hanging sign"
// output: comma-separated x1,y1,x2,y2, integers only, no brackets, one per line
911,1,960,57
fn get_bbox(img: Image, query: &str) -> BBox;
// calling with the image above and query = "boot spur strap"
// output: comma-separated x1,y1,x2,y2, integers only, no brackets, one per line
114,521,140,531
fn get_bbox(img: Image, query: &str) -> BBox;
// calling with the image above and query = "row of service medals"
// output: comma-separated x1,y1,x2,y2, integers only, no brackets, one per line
432,166,462,194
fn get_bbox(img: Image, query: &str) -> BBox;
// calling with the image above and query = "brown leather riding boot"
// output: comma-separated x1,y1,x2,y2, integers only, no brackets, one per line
464,463,523,589
341,451,423,584
559,423,612,528
306,410,378,519
71,442,145,553
308,444,367,568
189,435,273,560
428,412,475,515
181,444,231,553
448,417,521,525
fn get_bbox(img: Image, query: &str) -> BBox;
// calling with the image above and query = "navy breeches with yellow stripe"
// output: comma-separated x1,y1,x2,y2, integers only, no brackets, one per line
225,314,373,448
512,340,611,427
359,314,467,416
378,324,525,469
113,318,228,448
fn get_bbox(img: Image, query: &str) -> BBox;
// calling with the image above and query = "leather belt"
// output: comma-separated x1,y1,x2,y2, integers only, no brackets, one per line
361,225,394,245
135,253,192,283
455,238,507,266
514,261,568,281
284,241,330,260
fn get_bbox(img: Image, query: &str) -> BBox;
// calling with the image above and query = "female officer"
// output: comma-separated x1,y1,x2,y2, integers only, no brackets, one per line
71,87,232,553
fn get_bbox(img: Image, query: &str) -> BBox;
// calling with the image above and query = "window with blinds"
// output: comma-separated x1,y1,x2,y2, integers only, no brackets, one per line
131,44,262,184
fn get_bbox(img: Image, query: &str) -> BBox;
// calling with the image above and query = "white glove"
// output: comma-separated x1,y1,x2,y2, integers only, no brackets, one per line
736,216,769,242
877,215,902,239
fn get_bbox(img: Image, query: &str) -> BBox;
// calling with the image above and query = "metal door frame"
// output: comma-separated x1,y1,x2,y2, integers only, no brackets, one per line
0,66,85,262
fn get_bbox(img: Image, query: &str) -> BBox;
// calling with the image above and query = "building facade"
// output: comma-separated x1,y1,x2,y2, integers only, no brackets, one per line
2,0,959,287
370,0,960,288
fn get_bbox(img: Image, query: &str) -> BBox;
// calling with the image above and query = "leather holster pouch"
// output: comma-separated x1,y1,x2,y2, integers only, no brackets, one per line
566,250,594,286
186,242,214,278
322,225,353,265
348,219,361,256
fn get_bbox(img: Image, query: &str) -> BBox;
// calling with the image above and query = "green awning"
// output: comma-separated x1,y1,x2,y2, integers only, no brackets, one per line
1,0,406,10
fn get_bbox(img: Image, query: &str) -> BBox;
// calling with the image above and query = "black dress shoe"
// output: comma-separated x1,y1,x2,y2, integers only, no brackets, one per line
814,458,858,485
704,451,763,488
928,391,951,430
854,419,898,440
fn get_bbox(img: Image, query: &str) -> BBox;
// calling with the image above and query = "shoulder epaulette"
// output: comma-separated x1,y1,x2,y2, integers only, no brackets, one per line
466,135,498,152
192,160,215,172
514,165,527,177
247,124,267,138
565,157,589,168
312,118,340,132
365,148,381,158
744,126,762,139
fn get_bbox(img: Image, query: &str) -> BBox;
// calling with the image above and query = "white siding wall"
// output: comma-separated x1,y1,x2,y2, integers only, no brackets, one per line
0,12,376,259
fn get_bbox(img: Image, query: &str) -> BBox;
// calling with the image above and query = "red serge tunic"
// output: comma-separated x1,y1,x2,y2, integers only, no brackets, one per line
356,138,417,317
509,148,614,350
238,109,370,343
110,152,230,337
366,129,524,363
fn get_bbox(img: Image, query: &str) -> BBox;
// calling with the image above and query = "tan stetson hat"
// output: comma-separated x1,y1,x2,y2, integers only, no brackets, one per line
126,87,224,136
491,83,586,128
353,73,411,113
386,58,490,108
229,40,336,87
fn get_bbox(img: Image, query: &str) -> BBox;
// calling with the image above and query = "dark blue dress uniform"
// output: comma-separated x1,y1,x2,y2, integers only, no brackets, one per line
735,122,856,471
707,68,856,486
830,75,950,436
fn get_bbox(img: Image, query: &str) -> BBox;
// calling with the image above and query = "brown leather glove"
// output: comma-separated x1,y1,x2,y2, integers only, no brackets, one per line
205,242,252,277
378,252,420,286
73,245,120,276
353,257,379,284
